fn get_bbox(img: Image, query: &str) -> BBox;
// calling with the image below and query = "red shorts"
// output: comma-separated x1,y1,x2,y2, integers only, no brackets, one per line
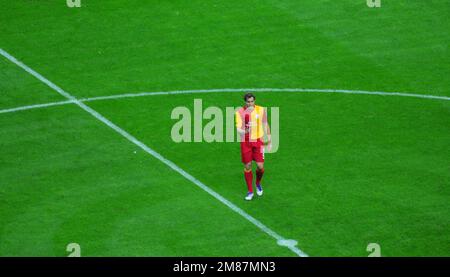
240,138,264,164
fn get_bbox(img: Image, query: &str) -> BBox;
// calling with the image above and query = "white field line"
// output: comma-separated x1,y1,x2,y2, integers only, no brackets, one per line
0,100,75,114
0,48,308,257
1,87,449,115
80,88,450,102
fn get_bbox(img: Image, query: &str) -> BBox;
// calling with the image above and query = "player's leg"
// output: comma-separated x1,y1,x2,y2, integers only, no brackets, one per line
253,139,265,196
255,162,264,196
241,143,254,200
244,161,252,186
243,162,254,200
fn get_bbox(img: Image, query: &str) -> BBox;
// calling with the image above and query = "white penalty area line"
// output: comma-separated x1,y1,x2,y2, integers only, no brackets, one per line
0,48,308,257
1,88,450,115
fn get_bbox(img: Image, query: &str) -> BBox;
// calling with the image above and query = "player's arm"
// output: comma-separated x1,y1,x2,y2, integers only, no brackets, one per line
235,111,246,135
262,108,271,144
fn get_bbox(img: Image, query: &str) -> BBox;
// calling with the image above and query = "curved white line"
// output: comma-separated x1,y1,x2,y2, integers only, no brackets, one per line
0,100,75,114
1,88,449,115
81,88,450,102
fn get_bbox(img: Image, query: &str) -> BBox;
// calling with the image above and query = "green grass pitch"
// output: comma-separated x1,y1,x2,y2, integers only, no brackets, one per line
0,0,449,256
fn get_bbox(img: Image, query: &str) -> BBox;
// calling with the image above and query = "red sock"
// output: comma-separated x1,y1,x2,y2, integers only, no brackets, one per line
256,168,264,186
244,169,253,193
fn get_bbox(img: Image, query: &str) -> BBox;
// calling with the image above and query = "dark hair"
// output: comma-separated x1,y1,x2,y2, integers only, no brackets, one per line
243,92,255,101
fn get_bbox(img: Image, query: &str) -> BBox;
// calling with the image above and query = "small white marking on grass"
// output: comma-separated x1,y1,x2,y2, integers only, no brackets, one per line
0,48,308,257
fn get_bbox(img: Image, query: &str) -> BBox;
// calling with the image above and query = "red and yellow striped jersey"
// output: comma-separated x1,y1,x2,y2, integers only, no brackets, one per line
235,105,267,140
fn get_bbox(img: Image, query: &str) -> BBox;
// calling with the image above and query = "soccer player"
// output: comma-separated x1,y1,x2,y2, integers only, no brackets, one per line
235,93,271,200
